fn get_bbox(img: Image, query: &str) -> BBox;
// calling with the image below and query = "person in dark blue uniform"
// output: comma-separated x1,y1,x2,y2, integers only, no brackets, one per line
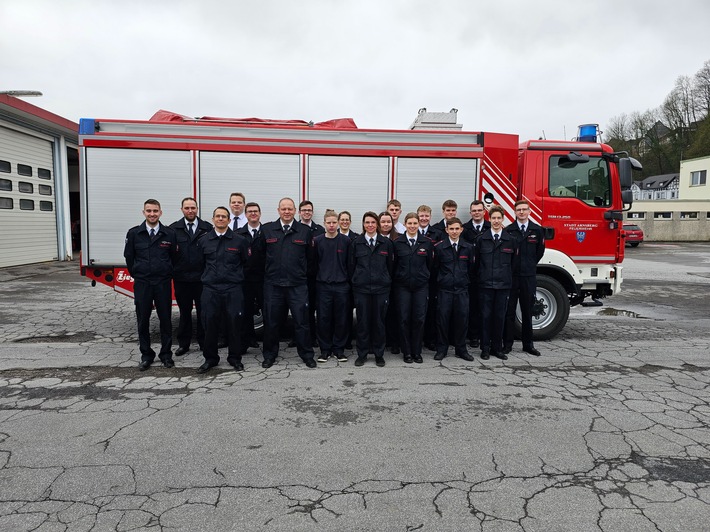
474,205,519,361
462,200,490,348
123,199,178,371
237,202,265,353
338,210,359,349
417,204,444,351
503,199,545,357
393,212,433,364
197,206,250,373
379,211,401,355
169,197,212,357
432,199,459,233
348,211,394,367
432,217,474,362
298,200,325,348
313,210,351,363
261,198,317,368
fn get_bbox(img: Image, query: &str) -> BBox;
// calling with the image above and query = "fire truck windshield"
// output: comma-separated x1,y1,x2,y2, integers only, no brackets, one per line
548,155,611,207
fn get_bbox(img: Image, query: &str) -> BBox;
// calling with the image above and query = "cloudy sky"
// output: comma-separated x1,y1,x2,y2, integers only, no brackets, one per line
2,0,709,141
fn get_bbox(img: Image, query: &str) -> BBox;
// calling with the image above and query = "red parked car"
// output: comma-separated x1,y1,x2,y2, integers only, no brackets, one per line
623,223,644,247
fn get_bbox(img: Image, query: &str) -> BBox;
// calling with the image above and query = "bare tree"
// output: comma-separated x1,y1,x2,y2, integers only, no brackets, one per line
693,59,710,119
606,113,630,142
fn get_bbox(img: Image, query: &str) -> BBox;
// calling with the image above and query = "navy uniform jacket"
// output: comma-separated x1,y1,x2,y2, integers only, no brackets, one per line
262,220,314,286
169,217,213,282
237,224,266,280
198,229,250,290
313,233,350,284
474,230,519,290
462,219,491,245
348,234,395,295
433,239,473,293
393,233,434,290
123,222,178,284
505,220,545,277
303,221,326,237
420,225,444,243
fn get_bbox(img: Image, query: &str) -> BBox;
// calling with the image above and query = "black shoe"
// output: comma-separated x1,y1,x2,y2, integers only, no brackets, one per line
456,352,474,362
162,359,175,368
231,362,244,371
391,347,400,355
494,352,508,360
469,338,480,348
197,362,215,374
354,356,366,367
403,355,413,364
305,359,317,368
287,340,297,348
262,359,274,369
317,353,330,363
424,343,437,351
413,355,423,364
174,346,189,357
502,345,512,355
524,347,541,357
335,353,348,362
480,351,490,360
249,340,260,348
433,352,446,361
138,361,151,371
375,356,385,367
217,341,227,349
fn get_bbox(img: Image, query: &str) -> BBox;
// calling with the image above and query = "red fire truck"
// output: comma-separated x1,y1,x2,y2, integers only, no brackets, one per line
78,110,640,340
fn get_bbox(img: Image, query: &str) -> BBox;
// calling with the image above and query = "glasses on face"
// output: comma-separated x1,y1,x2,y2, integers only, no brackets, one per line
246,210,260,215
300,208,313,213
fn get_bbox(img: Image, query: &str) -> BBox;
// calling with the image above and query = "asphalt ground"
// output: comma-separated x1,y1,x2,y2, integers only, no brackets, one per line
1,242,709,531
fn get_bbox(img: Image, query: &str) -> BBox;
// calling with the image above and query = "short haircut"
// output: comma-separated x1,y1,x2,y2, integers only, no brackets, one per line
229,192,245,202
442,199,457,209
387,199,401,208
362,211,380,233
470,199,484,208
299,200,314,209
245,202,261,212
514,199,530,208
181,197,197,207
404,212,418,223
447,217,463,227
213,206,230,217
417,204,432,214
489,205,505,218
144,199,161,208
279,197,296,208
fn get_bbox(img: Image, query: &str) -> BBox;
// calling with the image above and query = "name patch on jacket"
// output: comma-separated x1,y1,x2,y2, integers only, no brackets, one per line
293,239,306,244
266,238,279,244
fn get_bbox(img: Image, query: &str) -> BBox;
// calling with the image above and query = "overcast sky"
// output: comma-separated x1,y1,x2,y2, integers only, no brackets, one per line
2,0,709,142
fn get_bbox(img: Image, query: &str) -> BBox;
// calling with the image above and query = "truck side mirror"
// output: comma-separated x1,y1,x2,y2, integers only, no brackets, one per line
618,157,642,189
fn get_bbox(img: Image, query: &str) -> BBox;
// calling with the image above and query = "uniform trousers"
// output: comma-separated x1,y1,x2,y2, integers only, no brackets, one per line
133,278,173,363
504,275,537,349
467,283,482,344
316,281,350,356
480,287,510,354
353,291,389,358
436,289,469,357
173,280,204,350
263,283,314,362
242,275,264,349
396,285,428,358
201,285,244,367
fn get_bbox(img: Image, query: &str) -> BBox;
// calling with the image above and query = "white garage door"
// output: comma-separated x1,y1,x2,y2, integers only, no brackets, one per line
0,124,58,267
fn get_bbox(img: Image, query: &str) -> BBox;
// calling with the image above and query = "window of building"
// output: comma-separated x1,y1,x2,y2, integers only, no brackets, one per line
39,201,53,211
19,199,34,210
0,160,10,173
627,212,646,220
653,212,672,220
0,178,11,191
690,170,707,186
38,168,52,180
17,164,32,177
38,184,52,195
680,212,698,219
0,197,12,209
18,181,34,193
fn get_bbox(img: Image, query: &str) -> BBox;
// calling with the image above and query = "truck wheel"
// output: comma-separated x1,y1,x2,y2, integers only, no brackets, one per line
515,274,570,341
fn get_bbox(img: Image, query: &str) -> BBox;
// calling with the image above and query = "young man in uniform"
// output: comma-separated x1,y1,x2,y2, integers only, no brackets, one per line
474,205,519,361
123,199,178,371
387,199,406,234
432,217,474,362
432,199,458,233
169,197,212,356
228,192,247,230
261,198,317,368
237,202,265,352
298,200,324,347
462,199,490,348
197,206,250,373
503,199,545,356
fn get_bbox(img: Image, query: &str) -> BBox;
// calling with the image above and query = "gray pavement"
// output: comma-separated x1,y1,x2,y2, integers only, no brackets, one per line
1,243,710,531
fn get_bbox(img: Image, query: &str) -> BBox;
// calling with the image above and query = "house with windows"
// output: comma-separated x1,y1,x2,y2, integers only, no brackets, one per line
631,173,679,200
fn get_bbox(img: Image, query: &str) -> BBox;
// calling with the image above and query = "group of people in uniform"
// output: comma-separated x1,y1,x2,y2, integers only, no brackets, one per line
123,193,545,373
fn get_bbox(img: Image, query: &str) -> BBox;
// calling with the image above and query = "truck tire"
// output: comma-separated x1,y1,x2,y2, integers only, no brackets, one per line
514,274,570,341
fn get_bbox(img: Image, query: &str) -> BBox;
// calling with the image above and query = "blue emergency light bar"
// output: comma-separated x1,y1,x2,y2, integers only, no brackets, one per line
578,124,599,142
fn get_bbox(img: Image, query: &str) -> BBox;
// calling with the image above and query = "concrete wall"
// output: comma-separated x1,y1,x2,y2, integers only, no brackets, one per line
626,200,710,241
679,156,710,200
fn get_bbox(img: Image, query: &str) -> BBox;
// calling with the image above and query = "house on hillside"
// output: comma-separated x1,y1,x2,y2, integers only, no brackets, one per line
631,173,679,200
